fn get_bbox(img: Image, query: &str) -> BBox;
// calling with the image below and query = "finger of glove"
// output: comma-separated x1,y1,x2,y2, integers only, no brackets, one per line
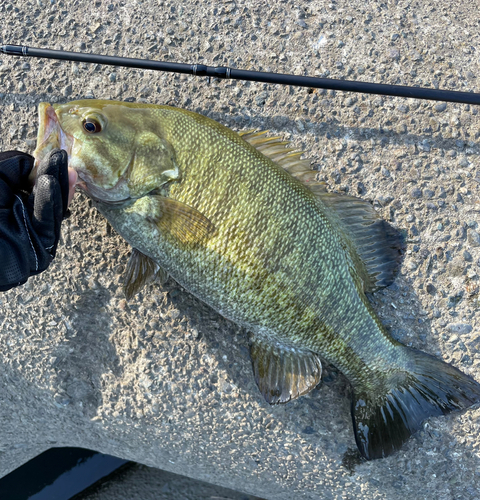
31,174,64,253
36,149,70,216
0,152,35,190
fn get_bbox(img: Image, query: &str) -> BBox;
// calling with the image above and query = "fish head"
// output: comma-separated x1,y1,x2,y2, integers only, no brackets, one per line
34,100,179,204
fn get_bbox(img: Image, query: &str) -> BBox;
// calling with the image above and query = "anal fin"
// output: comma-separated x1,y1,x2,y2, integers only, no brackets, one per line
249,333,322,404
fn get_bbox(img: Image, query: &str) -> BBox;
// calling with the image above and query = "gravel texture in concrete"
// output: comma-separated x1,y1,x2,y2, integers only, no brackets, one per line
1,0,480,499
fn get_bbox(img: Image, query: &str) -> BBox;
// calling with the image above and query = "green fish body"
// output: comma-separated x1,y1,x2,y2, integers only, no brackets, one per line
34,100,480,460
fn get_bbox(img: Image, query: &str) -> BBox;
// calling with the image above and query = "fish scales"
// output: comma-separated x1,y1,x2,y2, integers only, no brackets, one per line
104,107,398,378
34,99,480,460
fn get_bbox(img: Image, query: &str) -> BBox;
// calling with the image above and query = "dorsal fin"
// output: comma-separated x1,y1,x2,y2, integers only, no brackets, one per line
240,129,326,191
319,192,405,292
240,129,404,292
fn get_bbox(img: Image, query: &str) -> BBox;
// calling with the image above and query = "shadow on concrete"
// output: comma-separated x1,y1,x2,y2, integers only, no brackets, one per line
50,282,120,419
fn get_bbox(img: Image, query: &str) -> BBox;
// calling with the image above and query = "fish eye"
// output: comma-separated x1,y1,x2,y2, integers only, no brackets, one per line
83,118,102,134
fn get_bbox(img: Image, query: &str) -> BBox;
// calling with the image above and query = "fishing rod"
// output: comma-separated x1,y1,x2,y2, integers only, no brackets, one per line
1,43,479,105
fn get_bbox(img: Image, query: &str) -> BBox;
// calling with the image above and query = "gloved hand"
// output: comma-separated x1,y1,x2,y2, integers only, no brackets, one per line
0,149,77,291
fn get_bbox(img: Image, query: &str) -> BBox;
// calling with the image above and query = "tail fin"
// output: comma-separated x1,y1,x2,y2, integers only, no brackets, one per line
352,347,480,460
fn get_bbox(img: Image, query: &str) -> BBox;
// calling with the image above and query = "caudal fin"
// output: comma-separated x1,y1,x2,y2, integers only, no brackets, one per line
352,347,480,460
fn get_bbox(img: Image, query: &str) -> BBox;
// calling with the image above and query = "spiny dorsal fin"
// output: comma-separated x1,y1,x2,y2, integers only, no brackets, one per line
249,332,322,404
240,129,315,181
319,192,404,292
124,248,169,301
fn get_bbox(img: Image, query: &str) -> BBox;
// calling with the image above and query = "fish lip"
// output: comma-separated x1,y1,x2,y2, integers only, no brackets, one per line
33,103,74,168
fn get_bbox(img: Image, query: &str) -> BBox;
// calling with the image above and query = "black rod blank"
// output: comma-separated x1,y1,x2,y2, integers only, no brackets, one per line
2,44,479,105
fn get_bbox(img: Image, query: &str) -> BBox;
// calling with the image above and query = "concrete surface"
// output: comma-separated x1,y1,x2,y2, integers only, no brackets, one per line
1,0,480,499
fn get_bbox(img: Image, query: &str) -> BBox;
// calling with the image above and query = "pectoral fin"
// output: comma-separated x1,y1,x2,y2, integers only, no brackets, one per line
149,196,216,245
249,333,322,404
124,247,168,301
126,195,216,246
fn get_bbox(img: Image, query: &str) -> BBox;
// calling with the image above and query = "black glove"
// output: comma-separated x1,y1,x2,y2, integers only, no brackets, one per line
0,149,70,292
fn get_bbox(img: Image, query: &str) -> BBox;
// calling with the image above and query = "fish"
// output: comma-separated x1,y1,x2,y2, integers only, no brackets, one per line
34,99,480,460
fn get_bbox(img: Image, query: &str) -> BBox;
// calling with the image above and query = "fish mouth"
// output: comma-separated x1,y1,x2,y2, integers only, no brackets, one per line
32,103,82,186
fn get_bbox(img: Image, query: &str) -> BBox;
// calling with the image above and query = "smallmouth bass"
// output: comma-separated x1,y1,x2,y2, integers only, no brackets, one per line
34,99,480,460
